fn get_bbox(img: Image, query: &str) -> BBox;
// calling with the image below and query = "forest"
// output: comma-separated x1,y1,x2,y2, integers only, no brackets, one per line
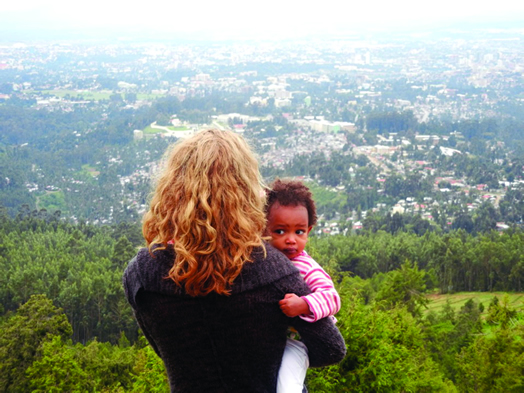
1,213,523,392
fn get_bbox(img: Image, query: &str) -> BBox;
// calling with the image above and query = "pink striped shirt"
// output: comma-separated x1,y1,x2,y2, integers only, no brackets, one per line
291,250,341,323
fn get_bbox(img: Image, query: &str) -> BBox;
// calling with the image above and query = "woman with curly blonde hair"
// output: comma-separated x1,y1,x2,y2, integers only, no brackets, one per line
142,128,266,296
124,129,345,393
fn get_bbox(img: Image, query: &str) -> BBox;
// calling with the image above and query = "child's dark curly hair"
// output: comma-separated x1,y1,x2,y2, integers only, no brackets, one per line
265,178,317,227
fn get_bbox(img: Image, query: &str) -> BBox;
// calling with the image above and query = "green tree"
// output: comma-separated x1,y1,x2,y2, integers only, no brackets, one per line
425,298,484,383
0,294,72,392
473,202,499,233
486,295,518,328
26,335,91,393
456,323,524,392
307,291,455,392
111,235,136,269
131,344,170,393
374,260,429,318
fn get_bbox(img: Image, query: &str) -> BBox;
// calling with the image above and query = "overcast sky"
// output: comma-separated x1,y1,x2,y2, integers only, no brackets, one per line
1,0,523,42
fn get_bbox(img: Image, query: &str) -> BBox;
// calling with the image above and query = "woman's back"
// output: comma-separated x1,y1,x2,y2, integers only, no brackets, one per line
124,130,345,392
124,245,346,393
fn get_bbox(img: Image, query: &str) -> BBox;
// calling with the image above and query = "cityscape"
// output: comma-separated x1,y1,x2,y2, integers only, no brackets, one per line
1,26,524,234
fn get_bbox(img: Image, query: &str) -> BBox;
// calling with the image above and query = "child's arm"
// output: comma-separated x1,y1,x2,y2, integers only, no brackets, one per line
284,255,341,322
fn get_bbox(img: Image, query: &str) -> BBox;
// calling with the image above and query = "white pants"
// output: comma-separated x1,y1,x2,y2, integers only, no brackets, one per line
277,338,309,393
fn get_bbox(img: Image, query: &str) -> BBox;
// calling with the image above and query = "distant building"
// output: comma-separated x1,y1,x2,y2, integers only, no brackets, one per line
275,98,292,108
249,96,268,106
307,119,354,133
496,222,509,231
133,130,144,140
440,146,462,156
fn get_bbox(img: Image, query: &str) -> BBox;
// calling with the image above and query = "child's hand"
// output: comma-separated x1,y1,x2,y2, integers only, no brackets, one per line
279,293,310,317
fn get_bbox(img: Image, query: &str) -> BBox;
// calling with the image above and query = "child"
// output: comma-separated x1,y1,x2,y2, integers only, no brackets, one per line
265,179,341,393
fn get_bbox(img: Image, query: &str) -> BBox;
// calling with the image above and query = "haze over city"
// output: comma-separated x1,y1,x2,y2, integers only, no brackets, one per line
1,0,524,42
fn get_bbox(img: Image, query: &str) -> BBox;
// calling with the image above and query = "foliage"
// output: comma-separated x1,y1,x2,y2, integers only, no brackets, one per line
306,289,456,392
455,322,524,392
26,335,92,393
1,216,524,391
486,295,518,328
0,294,72,392
366,110,417,135
424,298,484,382
130,344,170,393
374,260,429,318
0,216,140,344
1,296,163,393
307,229,524,293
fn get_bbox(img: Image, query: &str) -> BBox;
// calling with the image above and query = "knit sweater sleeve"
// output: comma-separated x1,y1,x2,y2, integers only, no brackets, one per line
122,253,163,358
271,268,346,368
292,252,341,322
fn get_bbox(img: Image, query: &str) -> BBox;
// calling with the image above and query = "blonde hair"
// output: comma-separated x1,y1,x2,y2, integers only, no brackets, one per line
143,129,266,296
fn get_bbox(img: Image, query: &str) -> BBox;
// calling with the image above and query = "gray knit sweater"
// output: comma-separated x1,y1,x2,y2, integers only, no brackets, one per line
123,243,346,393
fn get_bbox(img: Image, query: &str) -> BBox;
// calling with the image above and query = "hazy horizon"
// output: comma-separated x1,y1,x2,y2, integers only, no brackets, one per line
1,0,523,43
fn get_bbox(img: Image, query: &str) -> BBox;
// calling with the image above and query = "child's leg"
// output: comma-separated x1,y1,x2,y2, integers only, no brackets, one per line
277,338,309,393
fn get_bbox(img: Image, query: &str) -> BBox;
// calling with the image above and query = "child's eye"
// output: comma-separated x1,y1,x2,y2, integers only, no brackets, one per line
296,230,306,235
273,229,285,235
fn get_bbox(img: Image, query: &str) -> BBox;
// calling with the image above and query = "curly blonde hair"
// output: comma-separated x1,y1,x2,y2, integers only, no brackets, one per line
142,129,266,296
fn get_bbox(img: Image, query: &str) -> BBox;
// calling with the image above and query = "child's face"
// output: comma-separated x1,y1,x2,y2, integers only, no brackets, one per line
266,202,312,260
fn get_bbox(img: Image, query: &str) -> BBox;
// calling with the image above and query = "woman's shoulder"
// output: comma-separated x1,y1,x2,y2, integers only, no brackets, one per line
231,243,299,294
131,246,174,277
124,243,301,297
123,246,179,308
252,243,297,272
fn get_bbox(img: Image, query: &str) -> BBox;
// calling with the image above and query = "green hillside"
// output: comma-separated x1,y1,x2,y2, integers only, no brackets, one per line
427,291,524,316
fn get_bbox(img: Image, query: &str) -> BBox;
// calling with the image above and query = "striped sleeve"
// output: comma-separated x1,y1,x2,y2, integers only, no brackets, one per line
292,252,341,323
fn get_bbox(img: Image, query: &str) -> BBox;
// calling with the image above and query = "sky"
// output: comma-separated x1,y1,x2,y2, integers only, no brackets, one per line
1,0,524,42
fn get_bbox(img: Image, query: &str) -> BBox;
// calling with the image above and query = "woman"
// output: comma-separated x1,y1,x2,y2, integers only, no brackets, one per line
123,129,346,392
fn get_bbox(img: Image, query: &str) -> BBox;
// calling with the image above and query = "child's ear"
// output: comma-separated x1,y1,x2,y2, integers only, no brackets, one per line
307,226,313,235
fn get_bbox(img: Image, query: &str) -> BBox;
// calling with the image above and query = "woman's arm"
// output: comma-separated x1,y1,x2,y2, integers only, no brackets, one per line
293,316,346,368
273,272,346,368
292,255,341,322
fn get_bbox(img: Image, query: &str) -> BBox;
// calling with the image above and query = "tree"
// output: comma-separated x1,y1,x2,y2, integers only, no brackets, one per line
424,298,483,383
111,235,136,269
486,295,517,328
374,259,429,318
0,294,72,392
125,92,137,104
26,334,139,392
456,321,524,392
109,93,123,104
307,291,456,392
473,202,499,233
131,344,170,393
26,335,91,393
452,212,474,233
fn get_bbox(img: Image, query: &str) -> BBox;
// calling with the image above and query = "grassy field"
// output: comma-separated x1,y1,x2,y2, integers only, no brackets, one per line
143,126,163,134
81,164,100,177
143,125,191,134
29,90,113,100
36,190,68,214
25,90,165,101
426,291,524,316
